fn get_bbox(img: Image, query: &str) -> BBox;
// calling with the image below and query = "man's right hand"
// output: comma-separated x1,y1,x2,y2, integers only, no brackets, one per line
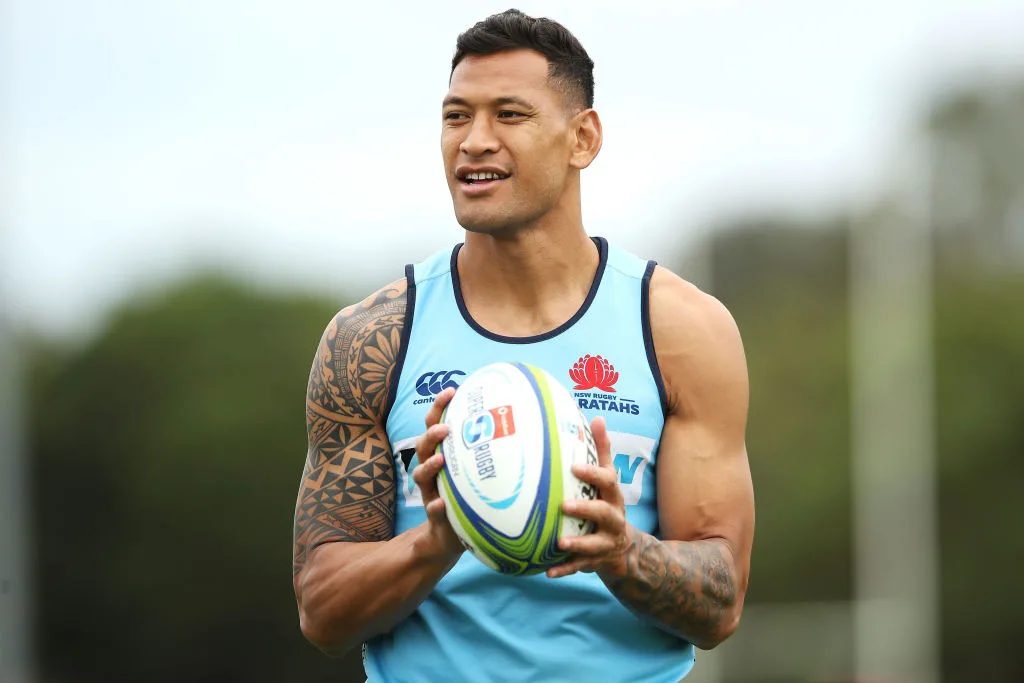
412,387,467,563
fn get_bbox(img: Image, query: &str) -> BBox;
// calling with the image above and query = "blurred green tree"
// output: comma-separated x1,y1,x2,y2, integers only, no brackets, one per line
29,276,365,682
929,80,1024,271
709,222,854,606
932,268,1024,683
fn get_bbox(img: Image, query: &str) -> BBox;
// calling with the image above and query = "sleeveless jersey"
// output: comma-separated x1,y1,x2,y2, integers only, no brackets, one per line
364,237,696,683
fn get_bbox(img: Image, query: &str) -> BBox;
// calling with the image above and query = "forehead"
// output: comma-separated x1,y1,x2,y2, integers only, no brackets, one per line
447,49,556,103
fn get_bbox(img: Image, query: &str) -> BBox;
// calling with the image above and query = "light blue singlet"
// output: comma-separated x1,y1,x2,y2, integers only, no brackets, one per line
364,237,696,683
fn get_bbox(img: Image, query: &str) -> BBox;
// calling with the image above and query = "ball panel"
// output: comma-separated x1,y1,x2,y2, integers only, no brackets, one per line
439,464,530,574
519,363,572,570
444,485,548,575
437,467,501,572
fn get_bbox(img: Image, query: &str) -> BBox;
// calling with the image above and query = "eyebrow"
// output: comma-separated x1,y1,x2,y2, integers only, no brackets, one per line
441,95,535,109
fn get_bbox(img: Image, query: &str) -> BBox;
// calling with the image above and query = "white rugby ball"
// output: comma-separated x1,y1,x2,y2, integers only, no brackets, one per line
436,361,599,575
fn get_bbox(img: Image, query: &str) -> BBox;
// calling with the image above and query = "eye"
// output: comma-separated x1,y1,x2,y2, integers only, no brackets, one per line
444,111,469,122
497,110,526,120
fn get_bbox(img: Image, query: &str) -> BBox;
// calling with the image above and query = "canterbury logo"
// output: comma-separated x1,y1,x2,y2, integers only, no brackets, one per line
570,354,619,393
415,370,466,397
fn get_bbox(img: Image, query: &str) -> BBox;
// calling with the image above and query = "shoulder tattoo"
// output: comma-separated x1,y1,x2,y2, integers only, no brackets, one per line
293,280,407,578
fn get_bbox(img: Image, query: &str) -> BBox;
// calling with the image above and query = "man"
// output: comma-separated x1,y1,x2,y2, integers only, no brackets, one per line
292,9,754,683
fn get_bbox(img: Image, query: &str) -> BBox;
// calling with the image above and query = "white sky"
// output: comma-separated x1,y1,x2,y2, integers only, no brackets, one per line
4,0,1024,338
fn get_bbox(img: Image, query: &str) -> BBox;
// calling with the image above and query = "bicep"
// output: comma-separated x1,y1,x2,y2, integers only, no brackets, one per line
656,414,753,554
294,419,397,555
651,271,754,564
293,284,406,581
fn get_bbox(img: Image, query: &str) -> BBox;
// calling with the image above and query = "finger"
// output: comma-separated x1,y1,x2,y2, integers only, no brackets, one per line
415,423,450,462
413,451,447,499
424,387,456,429
547,557,594,579
571,461,624,509
590,416,612,469
412,451,443,486
562,499,624,530
571,462,619,491
558,533,617,557
547,564,575,579
423,494,448,522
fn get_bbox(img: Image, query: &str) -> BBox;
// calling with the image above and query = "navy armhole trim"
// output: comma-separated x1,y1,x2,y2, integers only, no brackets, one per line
641,260,669,417
382,264,417,428
451,236,608,345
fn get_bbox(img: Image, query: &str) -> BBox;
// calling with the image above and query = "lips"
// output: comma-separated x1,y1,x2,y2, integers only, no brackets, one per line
461,171,510,184
455,167,511,196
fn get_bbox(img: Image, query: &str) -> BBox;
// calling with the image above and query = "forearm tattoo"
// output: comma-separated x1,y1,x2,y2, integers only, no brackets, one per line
292,281,407,579
606,528,737,645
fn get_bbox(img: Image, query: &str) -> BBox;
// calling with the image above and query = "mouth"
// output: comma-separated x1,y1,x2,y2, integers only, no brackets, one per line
456,169,511,195
460,171,511,184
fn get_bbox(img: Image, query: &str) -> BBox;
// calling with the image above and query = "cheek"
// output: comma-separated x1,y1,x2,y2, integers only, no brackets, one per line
538,133,570,171
440,133,461,166
518,149,567,196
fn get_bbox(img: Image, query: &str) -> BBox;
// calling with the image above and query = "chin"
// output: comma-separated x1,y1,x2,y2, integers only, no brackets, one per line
454,209,518,236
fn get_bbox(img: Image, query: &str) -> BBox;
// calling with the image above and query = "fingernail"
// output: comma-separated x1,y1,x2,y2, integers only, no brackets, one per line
563,500,576,513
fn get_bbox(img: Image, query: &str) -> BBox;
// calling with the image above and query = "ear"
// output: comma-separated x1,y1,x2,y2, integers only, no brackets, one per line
569,109,603,170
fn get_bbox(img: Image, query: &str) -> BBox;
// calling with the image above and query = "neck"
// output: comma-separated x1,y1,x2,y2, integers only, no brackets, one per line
458,219,601,338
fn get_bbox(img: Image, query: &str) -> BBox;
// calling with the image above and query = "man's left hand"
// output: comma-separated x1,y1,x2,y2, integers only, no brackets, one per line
547,416,633,580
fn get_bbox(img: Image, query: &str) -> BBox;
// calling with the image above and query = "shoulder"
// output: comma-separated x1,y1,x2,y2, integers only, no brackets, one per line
647,266,748,417
322,277,409,369
336,278,409,331
309,278,410,423
647,266,739,342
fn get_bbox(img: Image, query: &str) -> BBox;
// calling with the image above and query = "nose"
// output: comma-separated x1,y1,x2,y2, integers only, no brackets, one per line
459,117,500,157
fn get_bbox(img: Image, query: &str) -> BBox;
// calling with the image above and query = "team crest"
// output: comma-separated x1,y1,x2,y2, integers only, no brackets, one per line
569,354,639,416
570,354,619,392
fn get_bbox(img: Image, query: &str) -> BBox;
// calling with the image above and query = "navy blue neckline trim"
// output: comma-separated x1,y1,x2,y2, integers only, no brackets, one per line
641,260,669,417
450,236,608,345
381,264,417,428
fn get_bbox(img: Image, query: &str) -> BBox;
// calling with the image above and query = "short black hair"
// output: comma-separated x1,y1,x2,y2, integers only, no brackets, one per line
451,9,595,110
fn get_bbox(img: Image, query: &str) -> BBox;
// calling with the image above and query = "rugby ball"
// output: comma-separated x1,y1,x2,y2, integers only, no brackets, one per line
436,362,599,576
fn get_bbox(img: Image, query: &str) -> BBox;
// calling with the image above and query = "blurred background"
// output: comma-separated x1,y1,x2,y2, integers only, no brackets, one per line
2,1,1023,681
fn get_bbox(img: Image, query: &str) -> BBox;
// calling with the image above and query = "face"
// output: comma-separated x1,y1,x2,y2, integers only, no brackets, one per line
441,50,586,235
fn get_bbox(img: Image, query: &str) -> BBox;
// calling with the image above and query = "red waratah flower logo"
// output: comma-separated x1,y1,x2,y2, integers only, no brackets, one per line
570,354,619,393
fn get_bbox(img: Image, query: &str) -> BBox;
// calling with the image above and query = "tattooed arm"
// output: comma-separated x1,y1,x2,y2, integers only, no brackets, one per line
549,266,754,650
293,280,464,656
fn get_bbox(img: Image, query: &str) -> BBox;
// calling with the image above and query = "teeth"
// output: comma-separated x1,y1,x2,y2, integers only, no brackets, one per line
465,172,505,181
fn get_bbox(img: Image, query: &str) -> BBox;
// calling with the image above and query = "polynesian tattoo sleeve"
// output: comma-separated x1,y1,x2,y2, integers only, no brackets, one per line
606,532,738,644
292,280,407,579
